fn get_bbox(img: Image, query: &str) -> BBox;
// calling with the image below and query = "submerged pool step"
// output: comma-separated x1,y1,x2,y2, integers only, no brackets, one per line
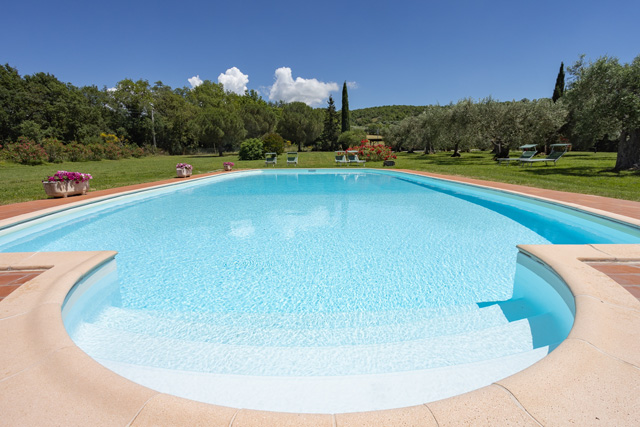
104,301,487,330
74,317,537,376
97,345,551,413
88,303,512,347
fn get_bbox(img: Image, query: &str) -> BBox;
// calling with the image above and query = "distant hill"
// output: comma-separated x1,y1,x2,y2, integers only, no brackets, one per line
350,105,427,126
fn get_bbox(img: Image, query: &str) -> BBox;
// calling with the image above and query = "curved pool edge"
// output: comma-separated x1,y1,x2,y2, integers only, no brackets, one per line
1,245,639,425
396,169,640,229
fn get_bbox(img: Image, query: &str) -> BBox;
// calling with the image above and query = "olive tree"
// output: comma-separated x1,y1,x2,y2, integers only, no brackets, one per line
566,55,640,169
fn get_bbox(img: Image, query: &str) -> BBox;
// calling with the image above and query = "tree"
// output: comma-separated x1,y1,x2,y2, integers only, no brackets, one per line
385,115,421,152
277,102,322,151
418,106,449,154
188,81,246,155
566,55,640,170
446,99,478,156
552,62,565,103
151,82,199,154
238,91,277,139
341,81,350,132
0,64,25,142
337,129,366,149
320,95,340,150
109,78,154,145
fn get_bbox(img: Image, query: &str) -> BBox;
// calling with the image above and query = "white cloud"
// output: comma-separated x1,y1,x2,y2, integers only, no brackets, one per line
347,81,358,89
218,67,249,95
268,67,338,106
188,75,203,88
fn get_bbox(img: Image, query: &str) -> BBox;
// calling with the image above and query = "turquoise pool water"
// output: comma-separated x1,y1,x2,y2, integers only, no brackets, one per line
2,169,639,412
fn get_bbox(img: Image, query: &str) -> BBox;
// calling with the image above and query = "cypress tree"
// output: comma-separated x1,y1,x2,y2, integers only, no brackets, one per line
552,62,565,103
341,81,350,132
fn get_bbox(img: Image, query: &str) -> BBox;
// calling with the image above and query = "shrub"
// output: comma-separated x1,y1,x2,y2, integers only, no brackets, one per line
238,138,264,160
119,145,133,159
347,140,397,162
338,129,367,150
86,143,105,161
103,143,122,160
262,133,285,155
41,138,67,163
6,137,48,165
66,143,92,162
128,144,146,158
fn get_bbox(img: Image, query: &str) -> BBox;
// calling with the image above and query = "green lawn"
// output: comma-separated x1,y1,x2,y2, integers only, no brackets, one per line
1,151,638,205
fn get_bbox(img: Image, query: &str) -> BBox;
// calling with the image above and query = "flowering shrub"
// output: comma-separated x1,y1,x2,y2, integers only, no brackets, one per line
347,140,397,162
103,142,122,160
86,143,106,161
41,138,67,163
44,170,93,183
66,143,93,162
223,162,234,167
176,163,192,170
128,144,145,158
6,137,48,165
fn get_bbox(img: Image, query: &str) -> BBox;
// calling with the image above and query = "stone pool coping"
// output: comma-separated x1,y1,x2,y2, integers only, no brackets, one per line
1,170,640,425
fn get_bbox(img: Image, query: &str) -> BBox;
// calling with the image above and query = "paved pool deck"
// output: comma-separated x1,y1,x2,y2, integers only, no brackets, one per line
1,169,639,426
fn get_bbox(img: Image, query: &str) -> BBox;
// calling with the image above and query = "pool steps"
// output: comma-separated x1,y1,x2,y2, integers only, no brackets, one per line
73,299,557,377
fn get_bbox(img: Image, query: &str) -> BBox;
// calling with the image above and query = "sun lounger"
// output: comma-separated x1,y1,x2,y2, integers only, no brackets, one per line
265,153,277,167
497,145,537,165
286,152,298,167
335,151,348,166
347,151,366,166
520,144,570,166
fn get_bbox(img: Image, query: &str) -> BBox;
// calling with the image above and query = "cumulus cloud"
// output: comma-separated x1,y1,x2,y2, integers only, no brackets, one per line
188,75,203,88
218,67,249,95
347,81,358,89
269,67,338,106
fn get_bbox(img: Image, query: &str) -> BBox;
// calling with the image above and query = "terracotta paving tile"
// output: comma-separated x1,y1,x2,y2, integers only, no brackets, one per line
0,270,46,300
0,271,45,286
623,286,640,299
606,274,640,286
589,264,640,274
0,285,21,298
0,272,33,285
586,262,640,301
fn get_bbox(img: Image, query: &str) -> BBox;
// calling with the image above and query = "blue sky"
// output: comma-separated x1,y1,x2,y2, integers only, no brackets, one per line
2,0,639,109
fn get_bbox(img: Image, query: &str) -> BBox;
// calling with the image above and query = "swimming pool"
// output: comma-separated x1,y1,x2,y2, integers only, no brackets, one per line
1,169,639,413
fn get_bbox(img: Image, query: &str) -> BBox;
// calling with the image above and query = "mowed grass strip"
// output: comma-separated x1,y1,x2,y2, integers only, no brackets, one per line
1,151,638,205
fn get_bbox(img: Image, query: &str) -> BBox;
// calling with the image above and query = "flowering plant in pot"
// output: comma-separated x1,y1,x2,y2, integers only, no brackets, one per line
223,161,234,171
176,163,193,178
42,170,93,198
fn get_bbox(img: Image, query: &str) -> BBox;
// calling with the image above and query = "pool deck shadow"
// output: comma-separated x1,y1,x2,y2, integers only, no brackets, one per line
1,169,640,425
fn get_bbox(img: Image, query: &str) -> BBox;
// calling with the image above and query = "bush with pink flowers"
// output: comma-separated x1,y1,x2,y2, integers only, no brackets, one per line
347,140,397,162
5,137,48,165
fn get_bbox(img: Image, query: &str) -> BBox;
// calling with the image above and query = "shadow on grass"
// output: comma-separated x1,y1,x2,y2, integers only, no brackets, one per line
185,154,222,159
518,165,631,178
